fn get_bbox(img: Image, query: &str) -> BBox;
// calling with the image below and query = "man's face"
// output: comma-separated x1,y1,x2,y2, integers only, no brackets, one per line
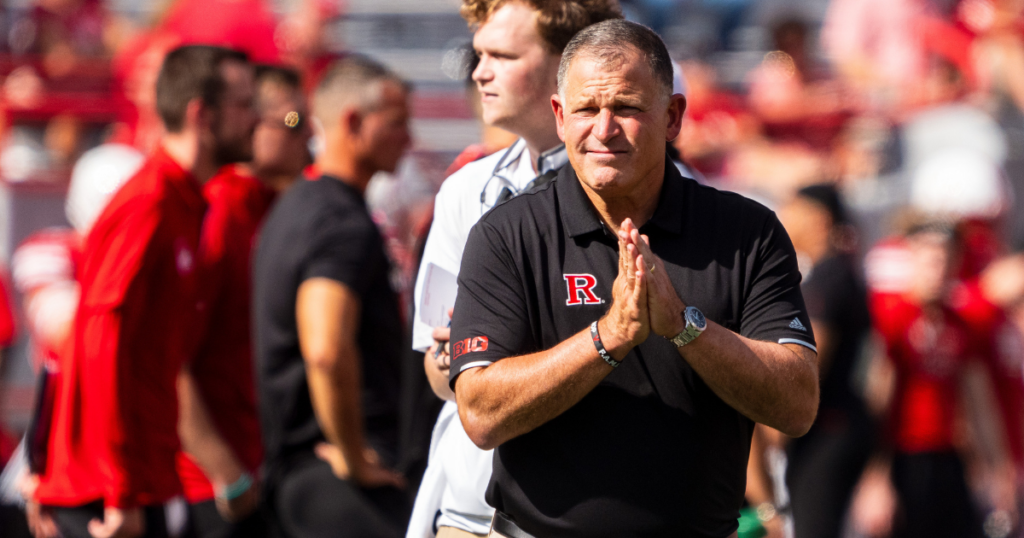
553,47,684,196
212,60,257,165
472,2,561,134
359,81,412,174
253,84,313,179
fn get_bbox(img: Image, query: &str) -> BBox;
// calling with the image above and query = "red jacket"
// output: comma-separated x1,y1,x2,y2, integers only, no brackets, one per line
36,148,206,509
177,165,274,503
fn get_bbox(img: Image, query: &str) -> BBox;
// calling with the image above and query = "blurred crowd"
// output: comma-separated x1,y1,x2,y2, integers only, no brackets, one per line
0,0,1023,537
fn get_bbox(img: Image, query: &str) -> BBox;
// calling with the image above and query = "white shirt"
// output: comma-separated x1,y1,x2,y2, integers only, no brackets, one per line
406,139,568,537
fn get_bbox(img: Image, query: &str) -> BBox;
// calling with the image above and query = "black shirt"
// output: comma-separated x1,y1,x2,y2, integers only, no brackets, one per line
253,176,403,482
449,162,816,538
801,253,871,421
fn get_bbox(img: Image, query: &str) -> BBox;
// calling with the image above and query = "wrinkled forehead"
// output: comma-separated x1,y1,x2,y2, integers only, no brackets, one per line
562,47,656,100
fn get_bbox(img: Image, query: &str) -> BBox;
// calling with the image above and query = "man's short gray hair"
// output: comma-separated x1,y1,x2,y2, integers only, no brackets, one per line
312,55,411,127
557,19,673,98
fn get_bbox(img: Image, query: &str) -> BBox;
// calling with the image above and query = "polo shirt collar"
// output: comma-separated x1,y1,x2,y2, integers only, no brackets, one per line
558,156,687,238
537,143,568,175
153,147,205,212
496,139,569,178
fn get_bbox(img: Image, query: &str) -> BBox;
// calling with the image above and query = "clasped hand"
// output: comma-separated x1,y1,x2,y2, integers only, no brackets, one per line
599,218,687,360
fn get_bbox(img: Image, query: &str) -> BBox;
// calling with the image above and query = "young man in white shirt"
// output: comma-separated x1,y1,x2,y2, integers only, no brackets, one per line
407,2,622,537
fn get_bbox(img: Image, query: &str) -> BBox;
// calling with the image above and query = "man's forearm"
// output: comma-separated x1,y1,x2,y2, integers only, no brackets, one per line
177,369,245,487
455,324,616,450
307,347,367,472
680,322,819,436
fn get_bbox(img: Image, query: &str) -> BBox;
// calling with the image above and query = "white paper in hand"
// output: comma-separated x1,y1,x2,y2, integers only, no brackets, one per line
420,263,458,328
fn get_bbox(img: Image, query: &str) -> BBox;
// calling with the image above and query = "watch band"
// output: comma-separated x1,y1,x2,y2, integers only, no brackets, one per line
590,321,620,368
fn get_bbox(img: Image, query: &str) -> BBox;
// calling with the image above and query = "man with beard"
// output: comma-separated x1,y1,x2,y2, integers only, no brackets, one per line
176,65,311,538
33,45,257,538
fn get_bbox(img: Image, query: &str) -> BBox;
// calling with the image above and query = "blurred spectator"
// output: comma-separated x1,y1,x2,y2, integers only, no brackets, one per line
777,184,874,538
858,221,1013,538
32,45,256,538
176,65,310,538
254,56,412,538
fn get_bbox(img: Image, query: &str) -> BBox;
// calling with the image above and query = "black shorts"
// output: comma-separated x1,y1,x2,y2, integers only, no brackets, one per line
268,455,409,538
51,501,169,538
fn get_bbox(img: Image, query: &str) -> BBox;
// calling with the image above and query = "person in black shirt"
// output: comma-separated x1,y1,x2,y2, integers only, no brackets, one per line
448,20,820,538
253,56,412,538
777,184,874,538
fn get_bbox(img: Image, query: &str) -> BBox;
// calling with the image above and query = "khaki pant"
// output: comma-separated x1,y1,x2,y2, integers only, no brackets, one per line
436,526,488,538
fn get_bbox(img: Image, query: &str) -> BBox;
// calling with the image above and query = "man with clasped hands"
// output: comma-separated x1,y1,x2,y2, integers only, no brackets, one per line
447,19,820,538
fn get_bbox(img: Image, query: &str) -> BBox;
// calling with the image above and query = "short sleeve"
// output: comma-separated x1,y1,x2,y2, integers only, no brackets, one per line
740,213,817,352
301,213,377,294
448,221,535,389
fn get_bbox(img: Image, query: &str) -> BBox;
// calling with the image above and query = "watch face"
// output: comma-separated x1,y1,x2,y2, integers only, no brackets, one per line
687,307,707,330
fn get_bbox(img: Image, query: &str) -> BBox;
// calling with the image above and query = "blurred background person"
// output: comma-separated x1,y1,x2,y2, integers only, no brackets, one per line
253,56,412,538
776,184,874,538
857,220,1013,538
175,64,311,538
31,45,256,538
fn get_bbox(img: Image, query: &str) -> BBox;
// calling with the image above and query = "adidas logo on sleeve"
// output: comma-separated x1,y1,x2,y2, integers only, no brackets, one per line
789,318,807,331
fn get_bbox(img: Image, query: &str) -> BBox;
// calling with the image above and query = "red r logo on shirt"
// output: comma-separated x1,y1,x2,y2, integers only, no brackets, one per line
564,274,602,305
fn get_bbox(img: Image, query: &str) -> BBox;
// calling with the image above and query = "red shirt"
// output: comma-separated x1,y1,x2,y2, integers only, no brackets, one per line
871,292,973,453
0,269,16,348
35,148,206,509
176,166,275,503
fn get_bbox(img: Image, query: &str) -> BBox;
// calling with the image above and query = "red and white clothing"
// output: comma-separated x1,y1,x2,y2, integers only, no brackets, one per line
35,148,207,509
176,165,274,503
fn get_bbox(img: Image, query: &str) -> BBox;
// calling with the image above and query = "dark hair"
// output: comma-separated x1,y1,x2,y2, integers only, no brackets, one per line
156,45,249,133
796,183,848,226
557,19,672,96
461,0,623,54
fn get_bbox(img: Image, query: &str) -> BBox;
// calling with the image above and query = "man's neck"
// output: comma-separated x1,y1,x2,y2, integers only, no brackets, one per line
581,162,665,234
162,133,219,184
520,129,563,174
316,154,373,195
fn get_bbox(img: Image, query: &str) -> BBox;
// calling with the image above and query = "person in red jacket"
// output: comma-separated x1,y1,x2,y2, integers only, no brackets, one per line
864,222,1013,538
33,45,257,538
176,65,311,538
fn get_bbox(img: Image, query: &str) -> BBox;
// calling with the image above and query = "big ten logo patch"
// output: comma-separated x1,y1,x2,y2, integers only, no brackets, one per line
564,274,602,305
453,336,489,360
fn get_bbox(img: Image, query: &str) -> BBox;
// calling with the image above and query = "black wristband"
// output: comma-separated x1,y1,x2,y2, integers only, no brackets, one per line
590,321,620,368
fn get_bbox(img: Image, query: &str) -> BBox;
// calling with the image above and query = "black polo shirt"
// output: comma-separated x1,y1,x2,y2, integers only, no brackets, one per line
449,161,816,538
253,175,403,485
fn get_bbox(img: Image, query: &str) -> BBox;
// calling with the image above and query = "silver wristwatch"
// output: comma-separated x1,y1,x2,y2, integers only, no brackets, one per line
669,306,707,347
